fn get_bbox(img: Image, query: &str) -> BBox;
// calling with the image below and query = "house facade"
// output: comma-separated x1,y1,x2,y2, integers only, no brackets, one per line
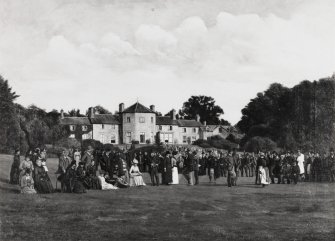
60,102,237,145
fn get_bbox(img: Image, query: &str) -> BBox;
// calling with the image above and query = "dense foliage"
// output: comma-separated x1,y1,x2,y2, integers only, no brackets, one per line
238,77,335,152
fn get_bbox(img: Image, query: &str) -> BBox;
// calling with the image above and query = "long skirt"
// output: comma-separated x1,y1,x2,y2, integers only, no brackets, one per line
171,167,179,184
130,175,146,186
35,178,54,194
264,167,270,184
10,166,20,185
21,186,37,194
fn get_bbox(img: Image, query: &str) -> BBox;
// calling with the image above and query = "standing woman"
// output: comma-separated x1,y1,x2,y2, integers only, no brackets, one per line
10,149,21,185
34,158,54,193
129,159,146,186
73,148,81,167
163,152,173,185
171,151,179,185
19,155,34,186
296,150,305,181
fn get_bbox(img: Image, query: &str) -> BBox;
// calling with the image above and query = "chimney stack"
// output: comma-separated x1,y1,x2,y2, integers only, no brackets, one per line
196,114,200,122
150,105,155,112
60,109,64,119
203,121,207,126
89,107,95,118
119,103,124,113
170,109,176,120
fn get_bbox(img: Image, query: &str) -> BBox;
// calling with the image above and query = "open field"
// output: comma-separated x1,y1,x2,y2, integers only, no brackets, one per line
0,154,334,241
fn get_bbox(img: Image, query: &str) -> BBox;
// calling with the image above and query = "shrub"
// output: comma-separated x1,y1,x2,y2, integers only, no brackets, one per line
243,136,277,153
82,139,103,150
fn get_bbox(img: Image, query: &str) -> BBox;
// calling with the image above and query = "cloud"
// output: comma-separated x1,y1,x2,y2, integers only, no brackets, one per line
0,0,335,124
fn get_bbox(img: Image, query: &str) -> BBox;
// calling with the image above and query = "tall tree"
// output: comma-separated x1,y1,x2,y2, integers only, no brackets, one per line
179,95,228,125
85,105,111,115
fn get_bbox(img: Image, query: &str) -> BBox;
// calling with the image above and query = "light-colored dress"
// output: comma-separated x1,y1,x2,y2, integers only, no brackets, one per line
171,157,179,184
98,176,118,190
297,154,305,174
19,160,34,186
21,175,37,194
129,165,146,186
74,151,81,166
259,167,269,185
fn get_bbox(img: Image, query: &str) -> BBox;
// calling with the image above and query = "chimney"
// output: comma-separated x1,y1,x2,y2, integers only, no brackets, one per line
119,103,124,113
60,109,64,119
150,105,155,112
89,107,95,118
203,121,207,126
196,114,200,122
170,109,176,120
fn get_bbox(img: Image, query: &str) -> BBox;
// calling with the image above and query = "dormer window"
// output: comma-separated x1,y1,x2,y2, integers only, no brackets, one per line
82,125,88,131
102,124,105,129
69,125,75,131
193,128,197,133
126,117,131,123
169,126,173,131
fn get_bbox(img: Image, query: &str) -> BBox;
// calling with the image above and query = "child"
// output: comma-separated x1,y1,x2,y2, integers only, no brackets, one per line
21,169,36,194
259,165,269,187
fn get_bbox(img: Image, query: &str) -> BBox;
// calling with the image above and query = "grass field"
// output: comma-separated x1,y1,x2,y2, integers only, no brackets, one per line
0,154,334,241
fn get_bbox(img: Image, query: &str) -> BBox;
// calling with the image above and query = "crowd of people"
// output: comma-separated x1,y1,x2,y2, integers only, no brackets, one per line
8,145,335,194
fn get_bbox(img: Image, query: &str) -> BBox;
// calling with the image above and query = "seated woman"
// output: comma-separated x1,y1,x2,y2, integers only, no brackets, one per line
34,158,54,193
73,162,87,193
10,149,21,185
129,159,146,187
19,155,34,186
64,161,77,192
105,173,129,188
86,160,101,190
98,171,118,190
21,169,36,194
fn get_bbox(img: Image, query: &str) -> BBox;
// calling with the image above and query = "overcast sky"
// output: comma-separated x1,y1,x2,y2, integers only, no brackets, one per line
0,0,334,124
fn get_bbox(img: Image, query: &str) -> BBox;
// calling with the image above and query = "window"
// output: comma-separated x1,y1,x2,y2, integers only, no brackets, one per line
110,134,116,144
100,134,105,143
151,117,154,123
140,132,145,143
169,125,173,131
126,132,131,143
183,136,187,143
102,124,105,129
183,128,186,133
159,125,162,131
69,134,75,138
139,117,145,123
69,125,75,131
192,136,196,143
193,128,197,133
82,125,88,131
82,134,88,140
126,117,131,123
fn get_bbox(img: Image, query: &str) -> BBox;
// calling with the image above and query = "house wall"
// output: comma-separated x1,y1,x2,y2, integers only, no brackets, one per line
92,124,120,144
122,113,156,144
178,127,200,144
156,125,179,144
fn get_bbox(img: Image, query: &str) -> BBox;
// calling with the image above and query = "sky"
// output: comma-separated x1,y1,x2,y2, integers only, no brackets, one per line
0,0,335,124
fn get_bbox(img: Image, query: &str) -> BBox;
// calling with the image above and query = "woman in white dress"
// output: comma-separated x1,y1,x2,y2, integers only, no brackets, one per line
98,171,118,190
171,152,179,184
259,165,269,187
297,150,305,180
129,159,146,187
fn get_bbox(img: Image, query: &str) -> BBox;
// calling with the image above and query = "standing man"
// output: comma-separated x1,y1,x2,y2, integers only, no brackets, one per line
82,145,94,168
149,152,160,186
225,150,236,187
193,151,200,185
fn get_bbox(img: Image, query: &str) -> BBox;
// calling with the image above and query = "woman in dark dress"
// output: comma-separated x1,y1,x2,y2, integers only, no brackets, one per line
73,162,87,193
34,158,54,193
86,160,101,189
163,152,173,185
10,150,21,184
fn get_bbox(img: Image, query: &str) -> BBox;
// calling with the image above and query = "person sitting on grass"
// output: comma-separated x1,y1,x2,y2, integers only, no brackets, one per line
20,169,36,194
34,158,54,194
129,159,146,187
290,161,300,185
259,165,269,187
19,154,34,186
98,171,118,190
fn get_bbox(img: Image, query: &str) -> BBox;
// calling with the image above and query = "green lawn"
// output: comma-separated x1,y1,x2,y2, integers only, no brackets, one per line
0,154,334,241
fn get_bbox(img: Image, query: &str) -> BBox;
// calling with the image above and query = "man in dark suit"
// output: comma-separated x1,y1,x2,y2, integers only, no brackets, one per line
193,151,200,185
149,152,160,186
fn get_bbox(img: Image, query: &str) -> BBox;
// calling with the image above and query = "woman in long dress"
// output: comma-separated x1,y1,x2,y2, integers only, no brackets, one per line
163,152,173,185
34,158,54,193
10,150,21,185
259,165,269,187
297,150,305,180
21,169,36,194
129,159,146,187
171,152,179,184
19,155,34,186
98,171,118,190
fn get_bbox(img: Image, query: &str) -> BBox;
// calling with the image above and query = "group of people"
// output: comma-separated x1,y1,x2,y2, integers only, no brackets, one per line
9,145,335,194
9,148,54,194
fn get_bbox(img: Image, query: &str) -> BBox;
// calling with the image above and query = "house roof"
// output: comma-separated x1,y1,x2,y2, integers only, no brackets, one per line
177,119,204,127
90,114,120,124
156,116,178,125
122,102,155,114
60,117,91,125
200,125,220,132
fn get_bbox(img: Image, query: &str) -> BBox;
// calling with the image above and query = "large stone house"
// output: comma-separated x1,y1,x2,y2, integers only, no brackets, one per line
60,102,238,145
